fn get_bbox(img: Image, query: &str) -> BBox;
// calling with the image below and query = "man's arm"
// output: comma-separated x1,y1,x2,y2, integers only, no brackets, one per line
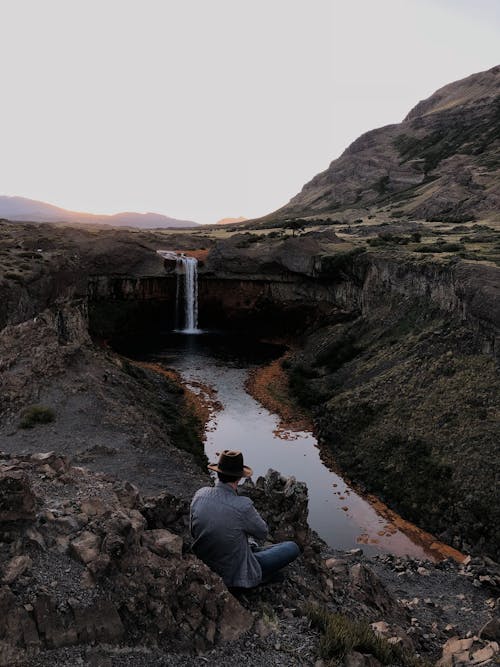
241,501,268,540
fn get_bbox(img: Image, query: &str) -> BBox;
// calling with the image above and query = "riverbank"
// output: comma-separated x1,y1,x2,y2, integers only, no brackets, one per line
246,353,466,564
245,353,312,435
282,309,500,561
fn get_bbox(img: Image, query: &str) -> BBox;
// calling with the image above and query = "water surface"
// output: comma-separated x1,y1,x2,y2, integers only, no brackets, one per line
146,332,435,559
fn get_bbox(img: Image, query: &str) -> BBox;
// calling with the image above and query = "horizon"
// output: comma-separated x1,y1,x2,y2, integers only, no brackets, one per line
1,0,499,225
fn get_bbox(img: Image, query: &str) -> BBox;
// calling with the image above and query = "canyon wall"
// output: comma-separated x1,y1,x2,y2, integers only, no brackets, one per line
86,251,499,359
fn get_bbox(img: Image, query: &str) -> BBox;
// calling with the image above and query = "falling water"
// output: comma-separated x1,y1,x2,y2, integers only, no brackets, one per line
156,250,200,333
176,255,199,333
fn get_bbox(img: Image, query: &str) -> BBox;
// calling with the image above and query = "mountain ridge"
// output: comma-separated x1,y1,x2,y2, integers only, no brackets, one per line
0,195,199,229
266,65,500,223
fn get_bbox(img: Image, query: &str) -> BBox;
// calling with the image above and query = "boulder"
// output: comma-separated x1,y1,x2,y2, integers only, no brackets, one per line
142,529,183,557
471,644,498,663
0,585,40,666
2,555,32,584
218,594,254,642
140,491,189,533
68,599,124,643
241,470,311,547
479,617,500,641
345,651,382,667
33,595,78,649
348,564,404,618
0,471,36,521
70,531,101,564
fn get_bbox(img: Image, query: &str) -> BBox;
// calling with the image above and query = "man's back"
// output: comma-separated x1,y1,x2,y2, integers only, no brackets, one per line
190,480,267,588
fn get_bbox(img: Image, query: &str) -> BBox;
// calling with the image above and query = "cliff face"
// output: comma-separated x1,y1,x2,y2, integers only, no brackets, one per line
269,66,500,222
197,233,500,357
0,220,210,330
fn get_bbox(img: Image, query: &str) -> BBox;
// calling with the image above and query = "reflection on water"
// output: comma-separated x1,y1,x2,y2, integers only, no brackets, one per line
144,332,435,559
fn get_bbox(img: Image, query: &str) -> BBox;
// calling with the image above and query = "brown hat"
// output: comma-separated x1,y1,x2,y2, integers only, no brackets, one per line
207,450,253,478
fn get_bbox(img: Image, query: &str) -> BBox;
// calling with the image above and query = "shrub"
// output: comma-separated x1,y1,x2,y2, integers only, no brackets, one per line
19,405,55,429
375,175,389,195
415,242,464,253
282,220,305,236
235,234,260,248
367,233,409,247
426,213,476,223
307,606,428,667
320,247,365,276
4,271,24,282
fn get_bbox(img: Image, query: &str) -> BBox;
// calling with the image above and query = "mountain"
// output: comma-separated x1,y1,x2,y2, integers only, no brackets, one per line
216,216,247,225
0,196,199,228
268,65,500,223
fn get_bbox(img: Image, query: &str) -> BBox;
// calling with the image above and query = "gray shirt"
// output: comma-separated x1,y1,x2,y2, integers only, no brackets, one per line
190,480,268,588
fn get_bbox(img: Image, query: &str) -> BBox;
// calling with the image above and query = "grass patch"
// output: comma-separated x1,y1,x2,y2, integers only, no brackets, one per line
122,360,206,468
346,434,453,525
19,405,55,429
307,606,428,667
171,407,206,467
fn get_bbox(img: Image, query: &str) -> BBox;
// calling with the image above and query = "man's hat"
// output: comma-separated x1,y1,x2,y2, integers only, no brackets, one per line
207,450,253,478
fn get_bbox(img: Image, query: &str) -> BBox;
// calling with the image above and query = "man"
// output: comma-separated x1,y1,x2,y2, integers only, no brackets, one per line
190,450,300,589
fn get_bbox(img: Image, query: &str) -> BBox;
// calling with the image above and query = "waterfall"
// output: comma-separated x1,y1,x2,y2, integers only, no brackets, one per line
157,250,200,333
176,255,199,333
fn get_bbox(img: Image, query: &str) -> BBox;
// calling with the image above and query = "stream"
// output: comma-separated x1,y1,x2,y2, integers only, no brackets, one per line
143,331,440,560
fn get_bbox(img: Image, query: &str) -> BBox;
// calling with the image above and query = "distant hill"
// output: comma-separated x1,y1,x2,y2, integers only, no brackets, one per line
0,196,199,229
266,65,500,223
216,216,247,225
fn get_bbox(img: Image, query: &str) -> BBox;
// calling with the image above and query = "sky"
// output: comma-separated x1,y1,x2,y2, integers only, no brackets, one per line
1,0,499,224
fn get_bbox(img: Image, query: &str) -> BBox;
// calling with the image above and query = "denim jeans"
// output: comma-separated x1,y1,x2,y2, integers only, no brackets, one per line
254,541,300,578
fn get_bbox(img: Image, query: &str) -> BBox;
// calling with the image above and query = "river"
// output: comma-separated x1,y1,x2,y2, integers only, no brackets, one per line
139,330,446,560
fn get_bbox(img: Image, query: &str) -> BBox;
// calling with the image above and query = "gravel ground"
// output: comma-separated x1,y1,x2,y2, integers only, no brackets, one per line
22,617,320,666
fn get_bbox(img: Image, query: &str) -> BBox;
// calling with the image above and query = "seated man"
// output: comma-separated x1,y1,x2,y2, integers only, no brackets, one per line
190,450,300,589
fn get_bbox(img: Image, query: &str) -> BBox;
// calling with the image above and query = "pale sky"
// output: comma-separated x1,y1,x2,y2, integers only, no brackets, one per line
1,0,499,224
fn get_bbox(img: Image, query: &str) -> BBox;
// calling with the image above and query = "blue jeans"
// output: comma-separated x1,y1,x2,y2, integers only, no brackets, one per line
254,541,300,578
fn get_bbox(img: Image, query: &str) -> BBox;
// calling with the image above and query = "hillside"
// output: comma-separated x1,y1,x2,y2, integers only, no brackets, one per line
267,65,500,223
0,196,198,229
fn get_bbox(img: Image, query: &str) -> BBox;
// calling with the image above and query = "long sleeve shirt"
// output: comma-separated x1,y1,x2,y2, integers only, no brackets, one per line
190,480,268,588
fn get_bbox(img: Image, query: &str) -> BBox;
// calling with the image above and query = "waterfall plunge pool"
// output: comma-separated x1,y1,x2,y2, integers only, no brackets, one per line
135,330,454,560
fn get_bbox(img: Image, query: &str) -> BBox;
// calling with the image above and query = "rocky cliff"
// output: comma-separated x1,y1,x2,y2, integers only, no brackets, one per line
268,66,500,223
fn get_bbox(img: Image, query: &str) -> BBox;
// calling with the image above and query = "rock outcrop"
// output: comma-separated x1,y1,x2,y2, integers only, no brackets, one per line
0,453,498,666
0,453,255,665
